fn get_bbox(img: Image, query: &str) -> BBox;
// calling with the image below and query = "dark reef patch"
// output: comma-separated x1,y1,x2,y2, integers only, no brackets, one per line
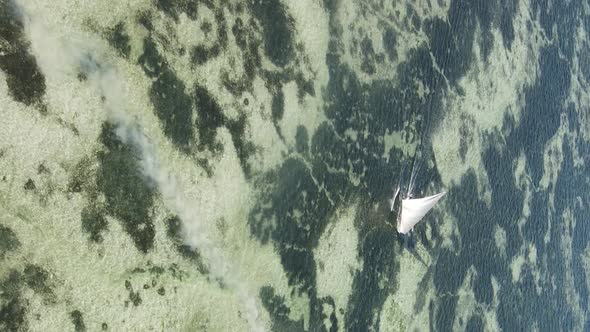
382,27,397,61
142,26,263,175
402,4,421,31
499,0,518,49
97,122,155,253
137,11,154,31
448,0,494,63
67,157,94,194
1,265,59,330
139,38,194,151
435,295,458,331
434,146,520,327
294,72,315,99
359,36,376,74
424,0,519,83
155,0,199,21
226,114,256,178
23,264,54,299
37,163,50,175
271,89,285,123
221,21,261,96
201,21,212,35
226,11,310,99
250,158,333,252
70,310,87,332
150,68,194,149
215,10,228,48
124,280,142,306
259,286,304,331
0,225,20,259
271,89,285,138
424,18,470,83
193,85,225,153
465,314,484,332
434,43,577,331
107,22,131,58
513,45,569,186
23,179,36,191
0,271,27,332
295,126,309,155
250,0,295,67
166,216,208,274
345,229,399,330
193,85,255,177
250,157,336,330
131,262,189,284
259,66,316,105
249,2,447,328
190,45,216,66
0,0,46,109
232,17,248,50
533,0,581,60
189,9,228,66
138,30,258,173
81,207,109,243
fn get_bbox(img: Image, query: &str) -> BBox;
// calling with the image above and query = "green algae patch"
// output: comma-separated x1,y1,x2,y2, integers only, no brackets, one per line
96,122,155,253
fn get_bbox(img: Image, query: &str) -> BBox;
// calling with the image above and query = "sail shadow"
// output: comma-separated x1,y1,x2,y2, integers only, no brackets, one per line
395,231,428,266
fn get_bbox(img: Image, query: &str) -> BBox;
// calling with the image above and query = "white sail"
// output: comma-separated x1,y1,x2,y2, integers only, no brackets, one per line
397,192,446,234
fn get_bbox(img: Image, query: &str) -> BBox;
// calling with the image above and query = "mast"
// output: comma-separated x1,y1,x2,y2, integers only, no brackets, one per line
390,186,400,211
397,192,445,234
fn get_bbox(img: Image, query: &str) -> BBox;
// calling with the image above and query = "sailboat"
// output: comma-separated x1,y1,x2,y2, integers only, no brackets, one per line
389,179,446,234
389,101,444,234
389,171,445,234
397,192,445,234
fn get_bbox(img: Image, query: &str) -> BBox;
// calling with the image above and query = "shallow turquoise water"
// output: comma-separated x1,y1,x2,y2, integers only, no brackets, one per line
0,0,589,331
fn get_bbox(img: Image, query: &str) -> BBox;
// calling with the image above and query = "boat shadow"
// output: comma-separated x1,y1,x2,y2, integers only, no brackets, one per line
380,199,429,266
396,232,428,266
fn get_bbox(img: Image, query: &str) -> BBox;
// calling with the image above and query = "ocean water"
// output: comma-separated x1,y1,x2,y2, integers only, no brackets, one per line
0,0,588,331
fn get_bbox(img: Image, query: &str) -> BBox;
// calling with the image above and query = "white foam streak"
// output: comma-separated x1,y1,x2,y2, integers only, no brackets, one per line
18,4,264,331
112,115,263,332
